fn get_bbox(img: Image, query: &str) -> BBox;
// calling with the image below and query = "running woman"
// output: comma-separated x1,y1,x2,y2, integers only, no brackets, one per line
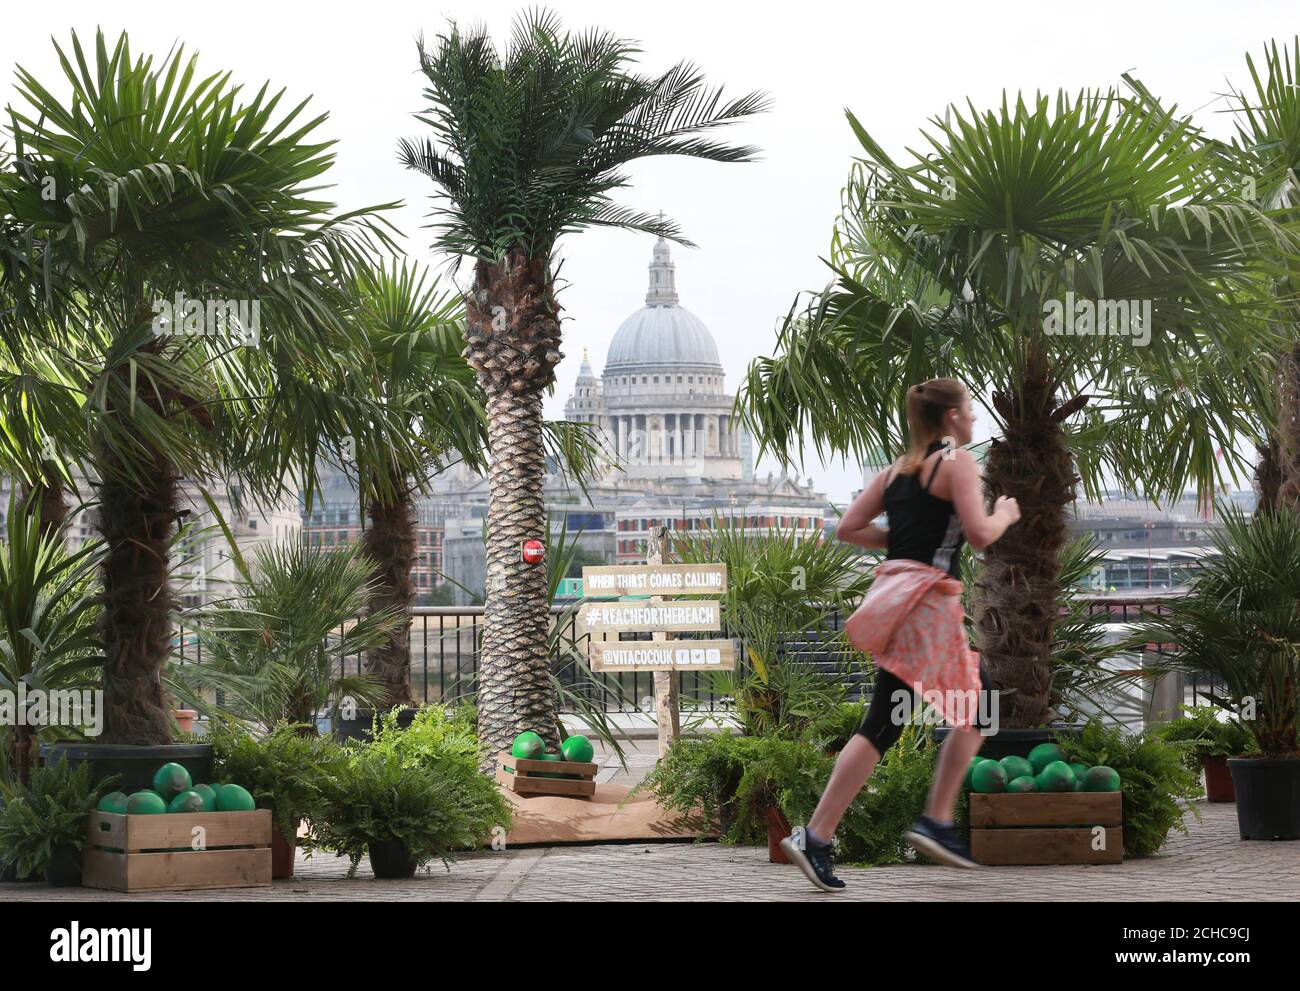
781,378,1020,891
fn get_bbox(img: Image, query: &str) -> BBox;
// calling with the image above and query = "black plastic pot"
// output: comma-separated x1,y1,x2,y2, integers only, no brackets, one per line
0,861,16,883
933,724,1083,762
333,706,418,745
45,845,82,887
39,742,213,792
367,840,418,879
1228,757,1300,840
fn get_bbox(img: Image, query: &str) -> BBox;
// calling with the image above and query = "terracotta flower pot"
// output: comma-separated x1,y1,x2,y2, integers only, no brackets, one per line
765,805,792,864
271,821,300,879
1201,755,1235,803
173,710,199,733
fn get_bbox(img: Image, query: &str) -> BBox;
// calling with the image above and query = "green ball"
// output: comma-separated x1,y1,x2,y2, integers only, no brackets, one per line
561,735,594,764
1083,765,1122,792
1074,778,1087,791
971,759,1007,793
1007,775,1039,793
126,790,167,815
97,791,129,815
214,784,256,812
1035,760,1077,793
511,732,545,760
963,756,984,791
151,762,193,802
1069,761,1089,782
167,790,206,814
1000,756,1034,782
1027,743,1066,775
191,783,217,812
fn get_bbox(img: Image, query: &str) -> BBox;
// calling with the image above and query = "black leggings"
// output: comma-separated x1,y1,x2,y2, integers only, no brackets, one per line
856,666,994,754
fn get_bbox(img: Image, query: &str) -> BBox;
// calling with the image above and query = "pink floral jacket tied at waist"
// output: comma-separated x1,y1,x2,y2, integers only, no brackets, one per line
845,558,982,729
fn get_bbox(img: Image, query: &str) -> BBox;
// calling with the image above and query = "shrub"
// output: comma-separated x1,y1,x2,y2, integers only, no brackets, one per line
1062,720,1202,858
0,757,113,880
311,747,510,874
208,719,347,842
311,706,510,873
1154,704,1253,773
638,724,937,866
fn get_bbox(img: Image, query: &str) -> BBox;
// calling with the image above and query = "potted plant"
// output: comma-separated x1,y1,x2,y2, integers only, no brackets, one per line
207,719,346,879
5,31,384,790
0,757,114,886
1131,508,1300,840
311,744,510,879
1154,705,1253,802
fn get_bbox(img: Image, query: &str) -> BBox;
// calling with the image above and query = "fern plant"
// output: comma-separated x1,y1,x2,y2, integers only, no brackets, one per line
1063,719,1202,858
207,719,348,843
310,746,511,874
0,757,114,880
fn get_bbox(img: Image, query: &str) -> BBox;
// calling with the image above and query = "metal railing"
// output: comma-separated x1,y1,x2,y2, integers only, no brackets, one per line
172,592,1221,718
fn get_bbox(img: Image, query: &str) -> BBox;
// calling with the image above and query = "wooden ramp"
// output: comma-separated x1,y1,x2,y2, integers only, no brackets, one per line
500,782,716,846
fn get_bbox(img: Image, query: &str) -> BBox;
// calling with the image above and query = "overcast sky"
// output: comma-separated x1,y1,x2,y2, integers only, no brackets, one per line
2,1,1291,501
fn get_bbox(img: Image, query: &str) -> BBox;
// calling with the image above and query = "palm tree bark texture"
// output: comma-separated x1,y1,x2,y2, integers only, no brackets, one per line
361,480,416,710
974,372,1083,727
463,246,564,761
1276,344,1300,514
20,461,70,541
98,450,179,744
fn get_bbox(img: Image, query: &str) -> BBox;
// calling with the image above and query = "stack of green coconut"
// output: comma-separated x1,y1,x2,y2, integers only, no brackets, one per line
95,763,256,816
966,743,1121,794
508,732,593,779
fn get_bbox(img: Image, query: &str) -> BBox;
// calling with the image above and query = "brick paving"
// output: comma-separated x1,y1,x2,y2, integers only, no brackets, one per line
3,739,1295,902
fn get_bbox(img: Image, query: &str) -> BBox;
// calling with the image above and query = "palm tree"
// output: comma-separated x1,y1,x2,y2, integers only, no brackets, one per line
340,260,488,710
739,88,1294,727
1,30,390,743
1217,39,1300,513
307,258,604,712
170,541,398,735
399,9,768,754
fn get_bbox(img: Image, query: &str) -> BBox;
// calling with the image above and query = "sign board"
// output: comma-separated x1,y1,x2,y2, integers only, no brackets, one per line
588,638,736,672
578,600,721,634
581,563,727,597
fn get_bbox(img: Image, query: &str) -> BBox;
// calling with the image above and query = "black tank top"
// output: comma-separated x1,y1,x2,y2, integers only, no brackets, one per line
884,441,965,580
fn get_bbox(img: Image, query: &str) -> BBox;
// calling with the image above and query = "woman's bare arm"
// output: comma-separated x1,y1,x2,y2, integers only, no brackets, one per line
943,449,1020,549
835,467,890,550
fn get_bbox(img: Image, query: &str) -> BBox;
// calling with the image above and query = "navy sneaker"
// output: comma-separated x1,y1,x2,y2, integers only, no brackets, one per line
906,815,979,868
781,826,846,892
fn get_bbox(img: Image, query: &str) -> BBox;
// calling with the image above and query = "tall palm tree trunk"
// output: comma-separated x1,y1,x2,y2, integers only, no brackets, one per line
974,374,1081,727
10,725,38,786
1256,437,1282,515
98,448,177,744
464,247,563,762
1275,344,1300,514
361,482,416,710
20,462,69,541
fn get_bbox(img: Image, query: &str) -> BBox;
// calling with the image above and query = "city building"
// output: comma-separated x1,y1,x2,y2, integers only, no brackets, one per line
436,238,833,602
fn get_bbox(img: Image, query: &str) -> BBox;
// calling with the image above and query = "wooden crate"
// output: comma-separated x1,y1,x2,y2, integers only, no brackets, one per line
82,809,273,892
497,751,597,798
969,792,1123,865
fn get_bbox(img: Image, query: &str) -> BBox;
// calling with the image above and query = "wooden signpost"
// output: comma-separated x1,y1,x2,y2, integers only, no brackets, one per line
581,528,731,757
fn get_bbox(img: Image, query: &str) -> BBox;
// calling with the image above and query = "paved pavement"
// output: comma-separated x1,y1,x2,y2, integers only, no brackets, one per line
4,740,1295,902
